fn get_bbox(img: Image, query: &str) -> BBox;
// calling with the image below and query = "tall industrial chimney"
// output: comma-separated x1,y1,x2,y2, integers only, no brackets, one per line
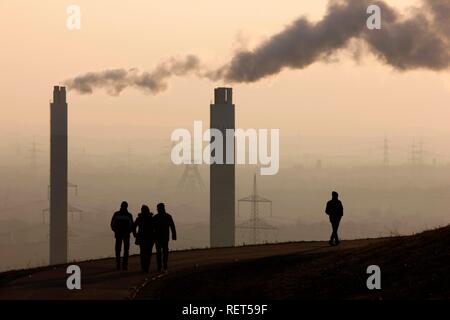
50,86,68,264
210,87,235,247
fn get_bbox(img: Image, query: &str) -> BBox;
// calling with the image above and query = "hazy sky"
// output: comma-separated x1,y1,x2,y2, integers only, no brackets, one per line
1,1,450,271
1,0,449,163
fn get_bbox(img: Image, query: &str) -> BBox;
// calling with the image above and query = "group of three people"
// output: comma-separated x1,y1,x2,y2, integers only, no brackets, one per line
110,201,177,273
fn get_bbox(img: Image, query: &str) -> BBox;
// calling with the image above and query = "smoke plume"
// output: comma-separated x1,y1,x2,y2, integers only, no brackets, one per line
65,55,202,95
223,0,450,82
65,0,450,95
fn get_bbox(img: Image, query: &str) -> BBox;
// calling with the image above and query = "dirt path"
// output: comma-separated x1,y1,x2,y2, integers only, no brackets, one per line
0,239,385,300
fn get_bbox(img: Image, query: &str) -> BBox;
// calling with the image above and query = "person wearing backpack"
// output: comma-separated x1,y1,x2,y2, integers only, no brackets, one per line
110,201,135,270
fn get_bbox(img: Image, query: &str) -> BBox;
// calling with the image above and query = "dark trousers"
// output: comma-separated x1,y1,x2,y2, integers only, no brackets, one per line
139,241,154,273
115,234,130,270
156,240,169,271
329,216,342,244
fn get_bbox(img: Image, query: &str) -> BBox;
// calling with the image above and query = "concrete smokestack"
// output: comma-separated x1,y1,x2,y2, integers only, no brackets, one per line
210,87,235,247
50,86,68,264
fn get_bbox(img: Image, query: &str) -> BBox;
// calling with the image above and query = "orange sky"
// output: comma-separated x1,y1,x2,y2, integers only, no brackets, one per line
0,0,449,164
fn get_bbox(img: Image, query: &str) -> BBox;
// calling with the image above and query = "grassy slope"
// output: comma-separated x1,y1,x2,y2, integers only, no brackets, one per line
140,226,450,300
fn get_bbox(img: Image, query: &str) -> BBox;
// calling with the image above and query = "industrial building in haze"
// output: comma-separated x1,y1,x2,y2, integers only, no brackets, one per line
210,87,235,247
50,86,68,264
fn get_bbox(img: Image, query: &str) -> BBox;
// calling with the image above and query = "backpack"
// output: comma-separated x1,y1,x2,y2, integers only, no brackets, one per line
113,213,132,234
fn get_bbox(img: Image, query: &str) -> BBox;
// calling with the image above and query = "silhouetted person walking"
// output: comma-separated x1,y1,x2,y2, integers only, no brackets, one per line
134,205,155,273
153,203,176,273
111,201,135,270
325,191,344,246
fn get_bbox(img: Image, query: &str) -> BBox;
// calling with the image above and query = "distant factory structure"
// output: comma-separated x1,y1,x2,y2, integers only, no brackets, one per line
210,87,235,247
49,86,68,264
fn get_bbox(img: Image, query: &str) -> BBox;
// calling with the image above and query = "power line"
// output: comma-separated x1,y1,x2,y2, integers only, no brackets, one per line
236,174,277,244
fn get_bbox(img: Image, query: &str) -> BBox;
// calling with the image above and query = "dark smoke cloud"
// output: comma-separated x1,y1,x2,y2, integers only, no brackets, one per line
363,2,450,71
65,0,449,95
223,0,450,82
65,55,201,95
424,0,450,38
